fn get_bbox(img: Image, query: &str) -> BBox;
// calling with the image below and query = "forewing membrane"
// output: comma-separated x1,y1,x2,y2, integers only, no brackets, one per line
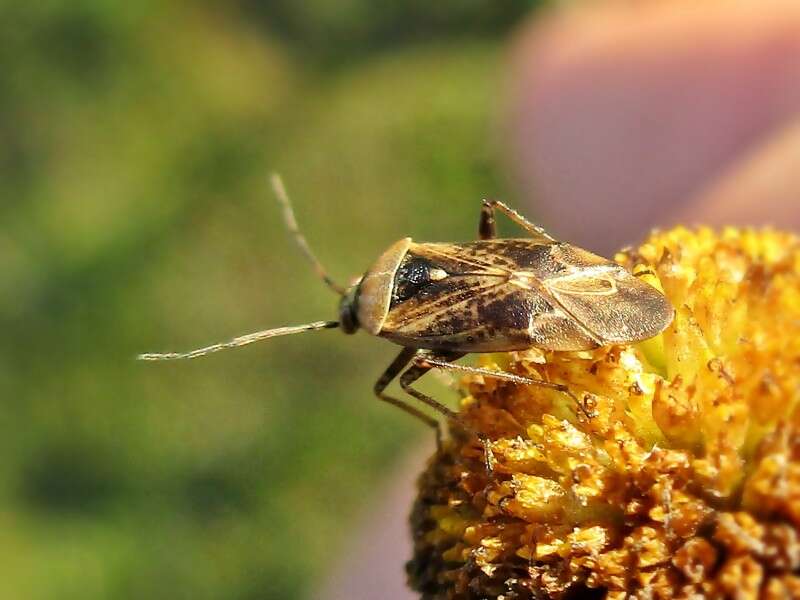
542,245,673,345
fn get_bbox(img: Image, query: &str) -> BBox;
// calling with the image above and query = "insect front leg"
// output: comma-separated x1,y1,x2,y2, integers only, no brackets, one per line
373,348,444,451
401,352,497,472
480,199,555,242
398,351,464,423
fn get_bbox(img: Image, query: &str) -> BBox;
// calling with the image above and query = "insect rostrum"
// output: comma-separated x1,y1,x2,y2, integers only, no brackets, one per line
139,177,674,448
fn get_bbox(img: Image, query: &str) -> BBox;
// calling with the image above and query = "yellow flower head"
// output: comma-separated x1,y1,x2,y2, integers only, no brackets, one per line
408,227,800,599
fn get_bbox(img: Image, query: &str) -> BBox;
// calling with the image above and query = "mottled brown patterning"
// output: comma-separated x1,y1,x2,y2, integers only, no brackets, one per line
378,239,673,353
140,180,674,452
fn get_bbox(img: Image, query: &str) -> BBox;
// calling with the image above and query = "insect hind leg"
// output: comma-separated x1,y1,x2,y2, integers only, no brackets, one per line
480,199,555,242
417,356,583,411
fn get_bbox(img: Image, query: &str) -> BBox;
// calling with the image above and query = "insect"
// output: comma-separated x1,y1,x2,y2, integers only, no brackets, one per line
140,175,674,449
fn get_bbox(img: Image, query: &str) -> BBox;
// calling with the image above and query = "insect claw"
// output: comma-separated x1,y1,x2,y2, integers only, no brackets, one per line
573,392,598,420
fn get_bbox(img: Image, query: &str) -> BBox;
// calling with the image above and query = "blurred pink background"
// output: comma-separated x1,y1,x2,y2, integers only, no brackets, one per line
508,0,800,255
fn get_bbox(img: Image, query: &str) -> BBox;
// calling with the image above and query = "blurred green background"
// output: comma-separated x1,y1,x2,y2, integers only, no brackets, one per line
0,2,546,598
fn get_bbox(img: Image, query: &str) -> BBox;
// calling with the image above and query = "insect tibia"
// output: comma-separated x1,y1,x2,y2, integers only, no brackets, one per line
137,320,340,361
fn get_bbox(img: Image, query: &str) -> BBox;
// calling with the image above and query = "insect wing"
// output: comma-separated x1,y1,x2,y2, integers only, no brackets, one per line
379,241,601,352
542,244,674,345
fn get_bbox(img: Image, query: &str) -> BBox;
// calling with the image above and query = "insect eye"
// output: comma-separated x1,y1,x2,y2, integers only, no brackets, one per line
393,257,434,304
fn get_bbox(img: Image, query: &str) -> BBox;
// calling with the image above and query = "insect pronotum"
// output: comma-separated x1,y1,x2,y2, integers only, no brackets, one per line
140,175,674,451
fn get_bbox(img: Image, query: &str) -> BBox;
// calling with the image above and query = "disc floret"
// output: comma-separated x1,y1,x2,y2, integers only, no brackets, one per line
409,227,800,599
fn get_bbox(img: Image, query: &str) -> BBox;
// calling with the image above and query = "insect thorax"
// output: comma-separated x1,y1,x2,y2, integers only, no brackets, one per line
354,237,412,335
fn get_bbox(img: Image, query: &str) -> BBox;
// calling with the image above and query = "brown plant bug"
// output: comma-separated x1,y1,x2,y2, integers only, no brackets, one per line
140,175,674,453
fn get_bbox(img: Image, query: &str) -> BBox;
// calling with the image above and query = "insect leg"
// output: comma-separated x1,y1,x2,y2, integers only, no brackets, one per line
480,199,556,241
633,268,656,278
398,351,464,422
401,352,497,472
416,356,582,407
374,348,444,450
478,200,498,239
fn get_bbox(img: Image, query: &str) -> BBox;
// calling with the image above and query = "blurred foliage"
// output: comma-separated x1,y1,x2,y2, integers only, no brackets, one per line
248,0,538,64
0,1,544,599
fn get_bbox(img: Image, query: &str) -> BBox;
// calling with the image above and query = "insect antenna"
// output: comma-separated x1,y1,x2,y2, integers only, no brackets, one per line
138,320,340,361
270,173,347,296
